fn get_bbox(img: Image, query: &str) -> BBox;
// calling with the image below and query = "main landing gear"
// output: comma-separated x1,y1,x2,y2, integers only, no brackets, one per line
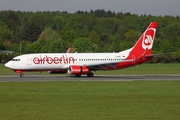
87,72,94,77
74,72,94,77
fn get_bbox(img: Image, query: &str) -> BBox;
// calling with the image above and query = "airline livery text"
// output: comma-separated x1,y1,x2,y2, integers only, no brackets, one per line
33,55,75,64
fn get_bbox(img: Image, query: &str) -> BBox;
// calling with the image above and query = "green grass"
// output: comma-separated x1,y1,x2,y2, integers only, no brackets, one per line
1,63,180,119
1,63,180,75
0,81,180,120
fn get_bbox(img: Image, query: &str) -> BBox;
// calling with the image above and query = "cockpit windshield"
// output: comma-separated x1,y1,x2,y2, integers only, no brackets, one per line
11,59,21,61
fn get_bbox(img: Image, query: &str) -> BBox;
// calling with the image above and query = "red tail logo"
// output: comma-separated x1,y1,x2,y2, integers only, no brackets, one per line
127,22,158,59
142,27,156,50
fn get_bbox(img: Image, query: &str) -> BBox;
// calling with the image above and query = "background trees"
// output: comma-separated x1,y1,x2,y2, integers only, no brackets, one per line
0,10,180,63
73,38,99,52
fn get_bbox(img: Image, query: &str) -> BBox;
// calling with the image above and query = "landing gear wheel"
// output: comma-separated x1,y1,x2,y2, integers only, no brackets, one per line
87,72,94,77
20,74,24,77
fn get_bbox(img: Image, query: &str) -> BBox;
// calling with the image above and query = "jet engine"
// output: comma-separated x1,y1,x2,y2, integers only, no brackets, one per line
68,66,89,75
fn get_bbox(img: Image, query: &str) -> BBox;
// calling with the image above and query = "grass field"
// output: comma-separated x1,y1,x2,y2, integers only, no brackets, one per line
1,63,180,75
1,63,180,120
0,81,180,120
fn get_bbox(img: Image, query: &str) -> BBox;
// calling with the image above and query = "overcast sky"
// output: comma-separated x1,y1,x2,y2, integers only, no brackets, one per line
0,0,179,16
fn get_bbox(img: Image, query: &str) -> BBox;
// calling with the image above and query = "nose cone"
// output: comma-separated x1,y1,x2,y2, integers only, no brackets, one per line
5,62,11,69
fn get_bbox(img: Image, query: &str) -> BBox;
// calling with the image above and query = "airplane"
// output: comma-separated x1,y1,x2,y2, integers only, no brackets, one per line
5,22,158,77
47,47,71,74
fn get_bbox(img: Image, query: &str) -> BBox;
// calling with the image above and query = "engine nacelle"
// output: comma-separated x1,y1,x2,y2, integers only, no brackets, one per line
68,66,89,75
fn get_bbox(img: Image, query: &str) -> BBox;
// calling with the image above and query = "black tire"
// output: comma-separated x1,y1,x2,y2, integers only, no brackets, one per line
87,72,94,77
20,74,24,77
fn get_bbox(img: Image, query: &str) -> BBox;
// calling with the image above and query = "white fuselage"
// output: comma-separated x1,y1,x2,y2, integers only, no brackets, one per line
5,49,131,71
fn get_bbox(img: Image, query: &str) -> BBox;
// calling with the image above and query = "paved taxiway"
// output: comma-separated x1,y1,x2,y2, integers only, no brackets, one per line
0,75,180,82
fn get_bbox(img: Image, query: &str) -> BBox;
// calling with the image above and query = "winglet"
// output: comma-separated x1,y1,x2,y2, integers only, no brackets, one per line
66,47,71,53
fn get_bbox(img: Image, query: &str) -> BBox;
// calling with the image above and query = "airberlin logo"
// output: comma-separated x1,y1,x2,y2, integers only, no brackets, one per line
33,55,75,64
142,28,156,50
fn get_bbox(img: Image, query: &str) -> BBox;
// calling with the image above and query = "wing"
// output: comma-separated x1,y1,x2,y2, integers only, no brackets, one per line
83,59,134,71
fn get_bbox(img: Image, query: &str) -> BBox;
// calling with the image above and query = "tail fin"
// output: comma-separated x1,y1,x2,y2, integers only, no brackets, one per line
128,22,158,59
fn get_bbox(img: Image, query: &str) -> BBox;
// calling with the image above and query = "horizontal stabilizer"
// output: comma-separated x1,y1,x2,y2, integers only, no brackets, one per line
144,52,175,58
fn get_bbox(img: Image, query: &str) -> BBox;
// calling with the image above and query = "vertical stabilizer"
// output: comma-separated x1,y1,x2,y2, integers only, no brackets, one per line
127,22,158,59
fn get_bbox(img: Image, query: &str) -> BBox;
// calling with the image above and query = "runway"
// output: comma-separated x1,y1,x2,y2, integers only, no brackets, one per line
0,74,180,82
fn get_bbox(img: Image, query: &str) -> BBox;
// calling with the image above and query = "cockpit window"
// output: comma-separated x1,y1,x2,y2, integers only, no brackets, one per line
11,59,21,61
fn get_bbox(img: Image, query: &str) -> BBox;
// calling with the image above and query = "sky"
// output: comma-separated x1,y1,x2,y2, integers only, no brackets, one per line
0,0,180,16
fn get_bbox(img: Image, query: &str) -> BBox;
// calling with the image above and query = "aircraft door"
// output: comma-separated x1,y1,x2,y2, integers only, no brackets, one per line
27,57,32,65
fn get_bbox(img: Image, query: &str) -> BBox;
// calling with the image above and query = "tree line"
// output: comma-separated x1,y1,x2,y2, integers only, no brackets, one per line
0,9,180,63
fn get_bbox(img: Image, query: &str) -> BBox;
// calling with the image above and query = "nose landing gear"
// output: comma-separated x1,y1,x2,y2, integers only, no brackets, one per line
20,73,24,77
15,70,24,77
